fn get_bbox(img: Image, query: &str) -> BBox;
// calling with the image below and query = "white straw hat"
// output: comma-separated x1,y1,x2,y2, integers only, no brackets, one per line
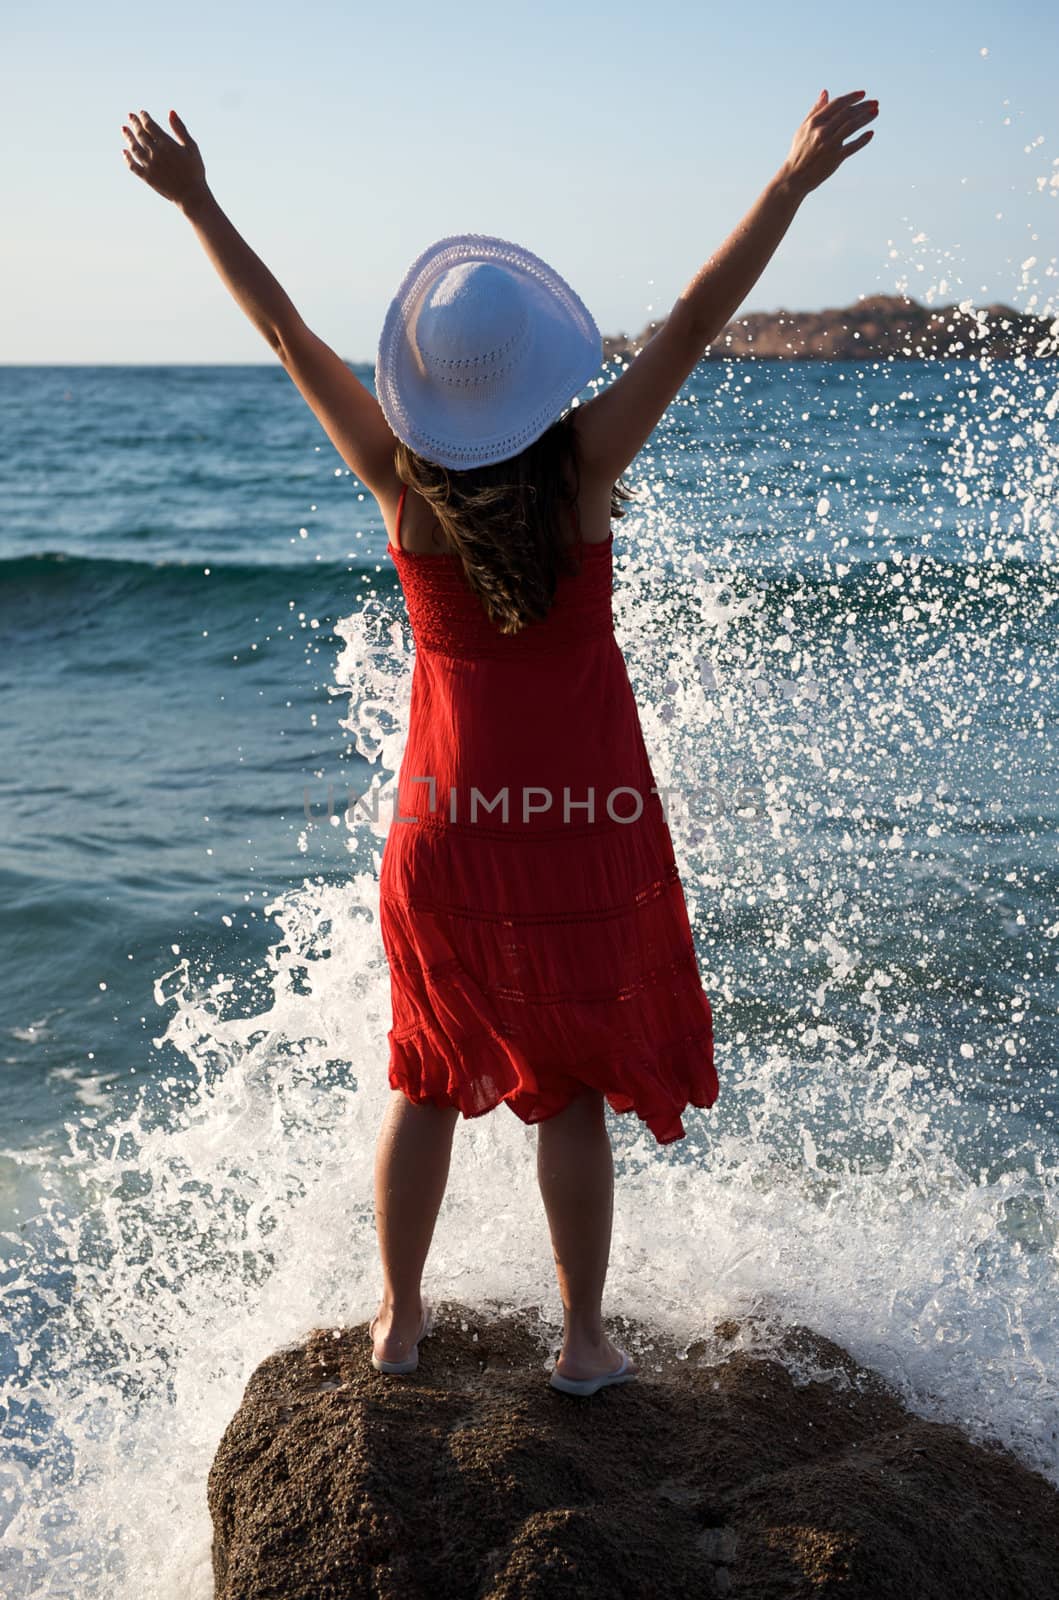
375,233,602,470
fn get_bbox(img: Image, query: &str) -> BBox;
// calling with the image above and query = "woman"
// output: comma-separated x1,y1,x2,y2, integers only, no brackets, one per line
122,86,877,1395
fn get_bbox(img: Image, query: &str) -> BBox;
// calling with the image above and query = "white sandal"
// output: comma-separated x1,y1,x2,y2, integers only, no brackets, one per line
549,1349,638,1397
369,1299,435,1375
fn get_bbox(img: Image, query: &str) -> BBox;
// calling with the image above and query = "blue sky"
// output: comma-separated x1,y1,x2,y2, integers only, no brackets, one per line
2,0,1056,363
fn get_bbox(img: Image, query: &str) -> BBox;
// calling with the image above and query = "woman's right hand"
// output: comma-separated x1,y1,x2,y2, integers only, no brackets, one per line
781,89,878,197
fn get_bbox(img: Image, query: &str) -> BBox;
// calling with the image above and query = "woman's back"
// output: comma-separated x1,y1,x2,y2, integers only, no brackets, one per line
388,473,615,556
386,483,650,833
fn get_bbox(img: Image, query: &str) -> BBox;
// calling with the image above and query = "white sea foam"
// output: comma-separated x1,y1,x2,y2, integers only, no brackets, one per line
2,864,1055,1596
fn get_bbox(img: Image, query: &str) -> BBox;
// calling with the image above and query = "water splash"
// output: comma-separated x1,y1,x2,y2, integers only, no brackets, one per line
2,171,1058,1600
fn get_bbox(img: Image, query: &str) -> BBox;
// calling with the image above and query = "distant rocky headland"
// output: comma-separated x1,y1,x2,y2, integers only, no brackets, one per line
603,294,1058,362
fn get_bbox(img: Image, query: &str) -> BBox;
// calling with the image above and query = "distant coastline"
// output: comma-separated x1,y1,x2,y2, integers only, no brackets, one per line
602,293,1057,361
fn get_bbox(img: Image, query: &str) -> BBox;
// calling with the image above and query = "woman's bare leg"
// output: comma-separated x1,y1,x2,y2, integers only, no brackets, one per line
536,1090,638,1380
372,1089,459,1362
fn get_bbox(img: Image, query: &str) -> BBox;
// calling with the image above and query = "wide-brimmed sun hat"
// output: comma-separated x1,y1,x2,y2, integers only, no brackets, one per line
375,233,602,471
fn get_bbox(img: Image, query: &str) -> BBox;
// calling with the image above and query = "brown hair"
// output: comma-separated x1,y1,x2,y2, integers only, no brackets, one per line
393,410,634,635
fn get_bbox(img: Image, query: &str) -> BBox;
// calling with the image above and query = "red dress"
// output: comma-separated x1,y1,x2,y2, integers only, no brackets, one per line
378,485,717,1145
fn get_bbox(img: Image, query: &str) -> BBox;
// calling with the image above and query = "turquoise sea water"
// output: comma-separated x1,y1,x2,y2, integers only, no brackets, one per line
0,353,1056,1594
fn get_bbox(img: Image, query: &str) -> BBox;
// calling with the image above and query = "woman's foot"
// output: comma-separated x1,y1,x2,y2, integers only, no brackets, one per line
370,1298,429,1366
554,1329,638,1384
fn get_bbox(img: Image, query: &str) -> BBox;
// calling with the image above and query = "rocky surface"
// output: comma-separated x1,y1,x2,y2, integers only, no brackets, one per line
208,1302,1059,1599
602,294,1058,362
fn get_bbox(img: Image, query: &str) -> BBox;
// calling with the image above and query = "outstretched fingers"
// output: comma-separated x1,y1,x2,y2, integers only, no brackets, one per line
121,113,162,180
168,108,194,147
120,103,206,204
816,89,868,126
122,145,148,179
135,109,168,144
816,93,879,151
840,129,875,159
837,103,879,147
123,117,150,160
787,86,878,193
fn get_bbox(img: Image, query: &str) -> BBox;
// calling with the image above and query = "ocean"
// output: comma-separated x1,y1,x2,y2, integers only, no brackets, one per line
0,352,1056,1595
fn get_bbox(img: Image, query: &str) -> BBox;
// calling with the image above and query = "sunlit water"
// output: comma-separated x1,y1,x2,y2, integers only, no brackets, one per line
1,237,1057,1591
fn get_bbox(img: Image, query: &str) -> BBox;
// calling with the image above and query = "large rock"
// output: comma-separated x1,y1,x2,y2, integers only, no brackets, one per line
602,295,1059,362
208,1304,1059,1599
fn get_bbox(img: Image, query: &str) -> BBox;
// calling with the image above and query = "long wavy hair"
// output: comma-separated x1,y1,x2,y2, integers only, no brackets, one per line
393,410,634,635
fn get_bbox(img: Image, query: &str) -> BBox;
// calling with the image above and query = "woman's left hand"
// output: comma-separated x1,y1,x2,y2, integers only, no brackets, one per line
122,109,207,209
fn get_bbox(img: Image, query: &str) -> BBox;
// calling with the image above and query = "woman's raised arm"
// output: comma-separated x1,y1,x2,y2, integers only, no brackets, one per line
573,88,879,488
122,109,398,497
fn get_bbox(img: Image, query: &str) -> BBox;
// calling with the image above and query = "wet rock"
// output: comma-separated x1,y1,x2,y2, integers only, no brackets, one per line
208,1303,1059,1599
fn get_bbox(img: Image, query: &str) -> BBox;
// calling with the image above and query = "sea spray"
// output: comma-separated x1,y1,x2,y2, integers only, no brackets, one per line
2,203,1058,1600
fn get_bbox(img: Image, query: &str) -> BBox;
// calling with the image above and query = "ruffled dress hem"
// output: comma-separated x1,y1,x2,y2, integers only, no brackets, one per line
387,1013,717,1146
